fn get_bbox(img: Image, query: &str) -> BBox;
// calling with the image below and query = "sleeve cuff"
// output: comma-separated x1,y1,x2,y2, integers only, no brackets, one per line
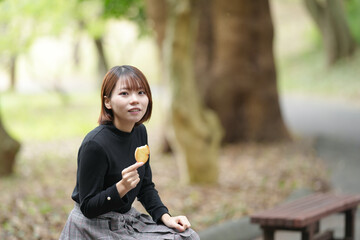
152,207,170,223
106,184,129,208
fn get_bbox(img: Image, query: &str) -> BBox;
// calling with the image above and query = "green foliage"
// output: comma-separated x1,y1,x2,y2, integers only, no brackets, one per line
103,0,149,36
75,0,107,38
103,0,141,17
0,0,148,61
0,0,76,56
303,24,322,50
75,0,149,37
345,0,360,44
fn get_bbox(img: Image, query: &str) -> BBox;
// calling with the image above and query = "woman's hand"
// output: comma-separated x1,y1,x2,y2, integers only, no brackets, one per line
116,162,144,198
161,213,191,232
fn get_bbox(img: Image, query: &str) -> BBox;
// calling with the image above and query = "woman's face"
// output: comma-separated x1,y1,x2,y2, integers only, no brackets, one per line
105,78,149,132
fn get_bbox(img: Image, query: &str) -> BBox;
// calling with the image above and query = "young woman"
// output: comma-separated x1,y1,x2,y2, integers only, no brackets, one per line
60,65,199,239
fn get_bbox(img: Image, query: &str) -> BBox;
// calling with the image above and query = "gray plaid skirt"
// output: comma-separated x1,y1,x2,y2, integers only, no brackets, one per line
59,204,200,240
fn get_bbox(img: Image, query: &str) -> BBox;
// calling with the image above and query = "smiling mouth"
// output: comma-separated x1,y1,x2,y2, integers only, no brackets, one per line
129,108,141,112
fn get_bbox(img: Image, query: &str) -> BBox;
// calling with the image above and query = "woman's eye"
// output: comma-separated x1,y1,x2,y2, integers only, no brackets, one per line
139,91,146,95
119,92,128,96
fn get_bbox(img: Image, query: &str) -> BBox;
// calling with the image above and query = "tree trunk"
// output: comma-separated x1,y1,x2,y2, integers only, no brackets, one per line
9,55,17,92
194,0,214,100
94,37,109,82
73,39,81,67
146,0,213,99
0,111,21,177
303,0,356,65
164,0,222,184
145,0,173,153
207,0,289,142
146,0,289,144
146,0,168,48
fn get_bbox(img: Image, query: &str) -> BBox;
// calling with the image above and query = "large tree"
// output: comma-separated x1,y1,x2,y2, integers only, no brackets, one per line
164,0,222,184
0,105,20,176
146,0,289,143
303,0,356,65
206,0,288,142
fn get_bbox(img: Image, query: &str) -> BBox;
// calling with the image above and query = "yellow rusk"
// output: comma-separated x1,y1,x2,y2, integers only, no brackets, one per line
135,145,150,163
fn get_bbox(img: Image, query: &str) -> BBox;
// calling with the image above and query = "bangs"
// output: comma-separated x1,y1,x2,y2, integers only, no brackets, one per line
119,74,145,91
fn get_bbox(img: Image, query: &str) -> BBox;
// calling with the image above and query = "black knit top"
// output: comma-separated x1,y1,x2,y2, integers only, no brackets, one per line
71,124,169,222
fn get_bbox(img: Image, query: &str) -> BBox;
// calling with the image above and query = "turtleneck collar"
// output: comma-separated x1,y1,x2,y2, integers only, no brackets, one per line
105,124,134,138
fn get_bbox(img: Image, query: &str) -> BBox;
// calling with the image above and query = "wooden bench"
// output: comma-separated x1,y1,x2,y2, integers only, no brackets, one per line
250,193,360,240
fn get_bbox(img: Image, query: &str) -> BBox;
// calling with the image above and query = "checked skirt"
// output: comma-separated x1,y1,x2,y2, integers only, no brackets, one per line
59,204,200,240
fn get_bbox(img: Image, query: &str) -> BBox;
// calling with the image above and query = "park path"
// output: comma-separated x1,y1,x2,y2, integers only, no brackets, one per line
200,94,360,240
269,95,360,240
280,95,360,194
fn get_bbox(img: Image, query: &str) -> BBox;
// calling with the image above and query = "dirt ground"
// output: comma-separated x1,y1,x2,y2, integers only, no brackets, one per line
0,137,329,239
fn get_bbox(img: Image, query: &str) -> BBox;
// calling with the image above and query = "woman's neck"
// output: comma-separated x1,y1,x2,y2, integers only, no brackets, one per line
113,120,134,133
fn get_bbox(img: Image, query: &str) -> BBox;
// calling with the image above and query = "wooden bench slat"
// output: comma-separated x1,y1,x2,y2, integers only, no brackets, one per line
251,194,325,220
250,193,360,228
294,195,359,218
251,194,360,220
282,197,343,227
252,195,360,227
251,194,331,226
250,193,360,240
295,195,360,227
290,196,351,217
261,195,334,227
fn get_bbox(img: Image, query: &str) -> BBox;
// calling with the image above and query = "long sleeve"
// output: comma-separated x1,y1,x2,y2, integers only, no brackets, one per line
137,160,169,223
136,125,169,222
77,140,128,218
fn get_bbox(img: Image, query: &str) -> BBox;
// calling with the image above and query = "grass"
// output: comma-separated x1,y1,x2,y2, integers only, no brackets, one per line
1,88,163,142
1,92,99,141
271,0,360,102
277,45,360,102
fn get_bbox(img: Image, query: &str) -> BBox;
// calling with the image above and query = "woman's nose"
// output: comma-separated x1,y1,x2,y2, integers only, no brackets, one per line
130,93,139,104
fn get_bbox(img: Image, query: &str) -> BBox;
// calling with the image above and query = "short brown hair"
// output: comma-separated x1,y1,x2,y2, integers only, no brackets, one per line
98,65,153,126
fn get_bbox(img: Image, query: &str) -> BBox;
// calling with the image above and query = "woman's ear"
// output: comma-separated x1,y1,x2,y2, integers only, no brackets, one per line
104,96,112,109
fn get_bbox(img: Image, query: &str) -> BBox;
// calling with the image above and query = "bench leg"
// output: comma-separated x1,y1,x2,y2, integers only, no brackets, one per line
262,227,275,240
315,221,320,234
301,223,317,240
344,207,357,240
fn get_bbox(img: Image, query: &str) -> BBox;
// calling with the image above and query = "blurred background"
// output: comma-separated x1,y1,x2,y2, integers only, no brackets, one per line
1,0,360,239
